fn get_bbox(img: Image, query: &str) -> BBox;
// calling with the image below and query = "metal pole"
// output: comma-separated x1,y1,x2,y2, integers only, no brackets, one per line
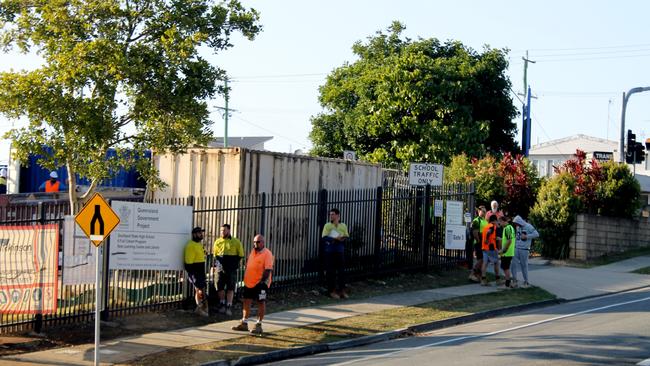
94,243,101,366
224,78,229,148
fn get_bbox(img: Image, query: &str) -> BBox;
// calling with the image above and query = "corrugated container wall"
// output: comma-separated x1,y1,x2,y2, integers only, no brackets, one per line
153,148,382,198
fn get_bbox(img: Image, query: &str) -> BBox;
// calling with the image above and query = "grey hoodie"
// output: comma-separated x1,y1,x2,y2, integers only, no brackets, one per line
513,215,539,250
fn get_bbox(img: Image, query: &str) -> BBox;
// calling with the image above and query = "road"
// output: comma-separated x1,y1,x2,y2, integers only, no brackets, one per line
265,288,650,366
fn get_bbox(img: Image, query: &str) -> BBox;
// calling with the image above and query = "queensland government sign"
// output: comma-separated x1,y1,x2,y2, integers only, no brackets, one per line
408,163,444,186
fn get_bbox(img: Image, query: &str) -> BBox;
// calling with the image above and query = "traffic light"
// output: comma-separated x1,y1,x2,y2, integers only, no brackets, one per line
635,142,646,163
626,130,636,164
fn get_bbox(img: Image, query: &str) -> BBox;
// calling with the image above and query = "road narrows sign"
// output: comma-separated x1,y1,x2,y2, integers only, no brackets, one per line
74,193,120,247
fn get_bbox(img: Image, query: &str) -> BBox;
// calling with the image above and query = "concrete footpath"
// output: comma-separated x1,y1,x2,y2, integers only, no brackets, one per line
3,256,650,366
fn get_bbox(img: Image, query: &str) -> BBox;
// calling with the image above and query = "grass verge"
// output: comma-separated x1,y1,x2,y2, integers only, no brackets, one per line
125,287,554,366
632,266,650,275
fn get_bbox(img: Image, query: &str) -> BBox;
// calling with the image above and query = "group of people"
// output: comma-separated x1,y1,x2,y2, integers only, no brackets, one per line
183,225,273,335
469,201,539,288
182,208,349,335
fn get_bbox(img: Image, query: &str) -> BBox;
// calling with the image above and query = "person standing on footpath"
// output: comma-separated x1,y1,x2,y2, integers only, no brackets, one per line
184,227,209,317
498,215,516,288
321,208,349,299
212,224,244,316
512,215,539,288
231,234,274,335
469,206,488,282
486,200,503,221
481,214,501,286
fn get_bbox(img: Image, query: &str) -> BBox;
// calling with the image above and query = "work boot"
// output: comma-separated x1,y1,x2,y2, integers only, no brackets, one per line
329,291,340,299
468,273,479,282
250,322,263,335
225,305,233,316
339,290,349,299
218,303,227,314
231,321,249,331
481,278,489,286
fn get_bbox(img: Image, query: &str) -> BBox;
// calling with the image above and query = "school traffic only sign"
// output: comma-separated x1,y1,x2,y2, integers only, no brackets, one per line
74,193,120,247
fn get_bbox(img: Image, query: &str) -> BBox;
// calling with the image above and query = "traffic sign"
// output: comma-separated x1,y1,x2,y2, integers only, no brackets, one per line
74,193,120,247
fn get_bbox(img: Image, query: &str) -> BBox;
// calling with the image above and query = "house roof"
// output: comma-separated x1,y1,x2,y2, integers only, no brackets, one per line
529,134,618,156
208,136,273,149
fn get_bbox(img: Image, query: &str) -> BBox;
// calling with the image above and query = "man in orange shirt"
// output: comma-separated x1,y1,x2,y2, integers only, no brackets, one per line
231,234,274,335
480,214,501,286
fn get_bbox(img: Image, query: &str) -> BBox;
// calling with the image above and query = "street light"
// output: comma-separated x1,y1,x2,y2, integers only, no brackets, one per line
619,87,650,162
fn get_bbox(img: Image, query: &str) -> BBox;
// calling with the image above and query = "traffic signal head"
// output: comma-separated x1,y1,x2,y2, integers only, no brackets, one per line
635,142,646,163
626,130,638,164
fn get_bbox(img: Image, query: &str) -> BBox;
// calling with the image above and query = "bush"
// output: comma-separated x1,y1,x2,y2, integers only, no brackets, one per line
597,161,641,218
530,173,580,259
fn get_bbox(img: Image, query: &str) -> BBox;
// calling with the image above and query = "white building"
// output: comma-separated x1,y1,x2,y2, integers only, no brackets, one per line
529,134,618,178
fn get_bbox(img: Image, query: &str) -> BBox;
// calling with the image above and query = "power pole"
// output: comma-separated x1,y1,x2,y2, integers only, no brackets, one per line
214,78,235,148
521,51,536,156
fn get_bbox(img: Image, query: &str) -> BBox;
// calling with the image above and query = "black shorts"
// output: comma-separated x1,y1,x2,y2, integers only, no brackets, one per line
474,243,482,259
187,270,206,290
500,256,513,270
242,283,268,302
216,271,237,291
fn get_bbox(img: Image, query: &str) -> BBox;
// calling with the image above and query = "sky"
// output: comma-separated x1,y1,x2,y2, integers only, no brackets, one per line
1,0,650,161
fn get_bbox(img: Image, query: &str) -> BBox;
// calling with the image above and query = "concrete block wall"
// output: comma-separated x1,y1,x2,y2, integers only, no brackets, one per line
570,214,650,260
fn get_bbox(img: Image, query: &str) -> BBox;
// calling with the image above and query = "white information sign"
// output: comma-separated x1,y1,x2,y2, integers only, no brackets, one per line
445,200,464,225
343,150,357,160
109,202,193,270
63,216,97,285
445,225,466,250
433,200,443,217
408,163,443,186
464,212,472,224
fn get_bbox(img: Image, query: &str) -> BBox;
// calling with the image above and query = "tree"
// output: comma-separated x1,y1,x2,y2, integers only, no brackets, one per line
309,22,518,169
597,161,640,218
0,0,261,213
499,153,540,218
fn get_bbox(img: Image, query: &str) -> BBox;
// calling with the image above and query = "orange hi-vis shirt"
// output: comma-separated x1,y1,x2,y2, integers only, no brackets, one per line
243,248,274,288
45,181,60,192
481,223,498,251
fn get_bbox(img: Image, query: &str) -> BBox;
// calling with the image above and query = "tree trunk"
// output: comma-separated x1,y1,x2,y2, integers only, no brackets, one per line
66,163,78,215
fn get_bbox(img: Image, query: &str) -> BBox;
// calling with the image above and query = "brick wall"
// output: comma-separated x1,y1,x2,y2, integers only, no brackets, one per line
570,214,650,260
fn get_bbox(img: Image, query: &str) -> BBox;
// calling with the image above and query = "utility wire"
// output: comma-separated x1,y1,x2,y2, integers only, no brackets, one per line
230,114,311,148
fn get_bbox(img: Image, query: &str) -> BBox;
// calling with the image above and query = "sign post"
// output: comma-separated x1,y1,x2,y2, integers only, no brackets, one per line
75,193,120,366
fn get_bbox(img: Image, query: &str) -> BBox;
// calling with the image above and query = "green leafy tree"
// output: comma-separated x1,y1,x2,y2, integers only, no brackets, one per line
310,22,518,169
0,0,261,213
530,173,580,259
444,153,474,184
472,155,505,207
597,161,640,218
500,153,540,218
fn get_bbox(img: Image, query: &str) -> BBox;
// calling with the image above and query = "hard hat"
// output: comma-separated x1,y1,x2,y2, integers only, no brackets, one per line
50,171,58,179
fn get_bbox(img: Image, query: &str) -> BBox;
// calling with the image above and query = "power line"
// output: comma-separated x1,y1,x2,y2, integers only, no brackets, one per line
230,114,311,148
534,53,650,63
532,48,650,58
512,43,650,52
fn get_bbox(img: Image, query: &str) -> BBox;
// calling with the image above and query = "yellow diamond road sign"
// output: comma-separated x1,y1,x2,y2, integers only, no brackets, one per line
75,193,120,247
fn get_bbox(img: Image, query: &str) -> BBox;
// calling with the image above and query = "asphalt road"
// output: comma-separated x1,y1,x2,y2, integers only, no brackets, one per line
265,288,650,366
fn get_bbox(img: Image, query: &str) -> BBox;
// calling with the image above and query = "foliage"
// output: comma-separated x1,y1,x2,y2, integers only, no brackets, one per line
444,153,474,184
554,150,602,213
596,161,640,218
499,153,540,218
530,173,580,259
472,155,505,207
309,22,518,169
0,0,261,212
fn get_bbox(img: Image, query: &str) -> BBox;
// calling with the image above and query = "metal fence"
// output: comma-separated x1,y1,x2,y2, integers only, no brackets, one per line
0,183,474,334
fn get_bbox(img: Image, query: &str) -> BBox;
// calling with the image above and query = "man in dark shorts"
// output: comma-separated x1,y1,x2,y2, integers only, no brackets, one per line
184,227,209,316
212,224,244,316
470,206,487,282
231,234,274,335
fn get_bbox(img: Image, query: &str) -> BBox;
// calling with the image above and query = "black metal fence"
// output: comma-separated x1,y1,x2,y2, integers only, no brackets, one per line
0,183,474,334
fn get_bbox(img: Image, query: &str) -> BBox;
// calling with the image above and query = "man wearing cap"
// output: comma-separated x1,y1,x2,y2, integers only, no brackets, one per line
184,227,209,317
39,171,67,192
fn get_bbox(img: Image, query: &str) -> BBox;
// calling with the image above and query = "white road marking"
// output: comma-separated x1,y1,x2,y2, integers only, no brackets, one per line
331,295,650,366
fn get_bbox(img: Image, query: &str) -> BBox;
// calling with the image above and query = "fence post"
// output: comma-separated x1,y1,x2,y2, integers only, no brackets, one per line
317,189,328,285
373,186,383,270
423,185,432,270
34,202,45,334
260,192,266,235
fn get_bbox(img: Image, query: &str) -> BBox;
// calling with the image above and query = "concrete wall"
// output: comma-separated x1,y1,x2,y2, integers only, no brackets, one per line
570,214,650,260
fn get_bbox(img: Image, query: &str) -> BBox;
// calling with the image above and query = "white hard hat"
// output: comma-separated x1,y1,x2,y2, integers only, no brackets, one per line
0,169,6,178
50,171,58,179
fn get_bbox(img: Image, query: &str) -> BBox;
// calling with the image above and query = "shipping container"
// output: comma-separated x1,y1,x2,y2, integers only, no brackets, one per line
7,147,149,194
153,148,383,199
